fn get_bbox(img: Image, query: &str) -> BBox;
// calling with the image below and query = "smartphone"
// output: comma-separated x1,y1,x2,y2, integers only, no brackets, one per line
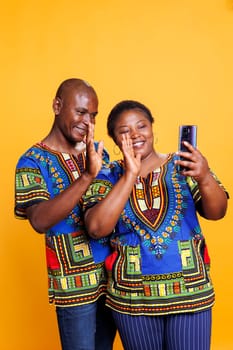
178,125,197,171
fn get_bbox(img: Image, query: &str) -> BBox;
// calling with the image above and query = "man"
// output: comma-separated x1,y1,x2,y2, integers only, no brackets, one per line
15,78,116,350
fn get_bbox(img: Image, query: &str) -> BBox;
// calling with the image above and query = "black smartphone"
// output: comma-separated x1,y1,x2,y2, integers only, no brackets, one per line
178,125,197,171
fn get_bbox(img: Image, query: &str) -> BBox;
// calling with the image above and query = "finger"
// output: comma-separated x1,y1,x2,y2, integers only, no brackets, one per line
86,122,94,144
121,134,129,151
122,133,130,148
182,160,194,169
124,134,134,155
177,150,193,161
125,133,131,146
182,141,196,152
97,140,104,156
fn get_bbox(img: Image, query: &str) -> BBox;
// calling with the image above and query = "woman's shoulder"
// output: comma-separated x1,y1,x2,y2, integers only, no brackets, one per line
97,159,124,181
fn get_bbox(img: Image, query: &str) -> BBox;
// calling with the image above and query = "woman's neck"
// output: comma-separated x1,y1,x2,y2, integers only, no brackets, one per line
139,151,168,178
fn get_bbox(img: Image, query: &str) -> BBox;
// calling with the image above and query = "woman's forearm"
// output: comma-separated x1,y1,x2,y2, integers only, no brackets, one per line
197,172,228,219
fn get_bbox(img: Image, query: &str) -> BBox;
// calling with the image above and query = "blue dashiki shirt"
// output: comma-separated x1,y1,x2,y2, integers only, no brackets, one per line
15,142,111,307
83,154,228,316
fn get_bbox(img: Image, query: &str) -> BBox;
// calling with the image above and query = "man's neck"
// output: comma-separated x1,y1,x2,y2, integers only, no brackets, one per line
42,130,86,156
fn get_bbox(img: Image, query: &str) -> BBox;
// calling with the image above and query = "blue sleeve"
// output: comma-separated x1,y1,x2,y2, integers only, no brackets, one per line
15,153,50,219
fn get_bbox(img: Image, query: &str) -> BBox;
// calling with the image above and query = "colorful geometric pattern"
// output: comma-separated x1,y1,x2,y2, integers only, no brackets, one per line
15,143,110,306
113,245,144,292
15,168,50,217
119,161,192,259
178,239,209,289
83,154,228,315
107,243,214,315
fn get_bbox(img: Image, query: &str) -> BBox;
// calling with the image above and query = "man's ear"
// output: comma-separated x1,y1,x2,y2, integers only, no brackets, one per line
52,97,62,115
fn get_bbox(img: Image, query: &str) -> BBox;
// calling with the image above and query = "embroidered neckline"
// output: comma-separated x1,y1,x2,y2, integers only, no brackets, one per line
119,157,190,259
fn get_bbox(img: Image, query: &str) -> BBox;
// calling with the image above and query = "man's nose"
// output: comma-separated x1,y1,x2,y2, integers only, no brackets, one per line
82,112,91,124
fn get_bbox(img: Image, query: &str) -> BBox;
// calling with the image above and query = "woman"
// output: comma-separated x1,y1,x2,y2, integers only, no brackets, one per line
83,100,228,350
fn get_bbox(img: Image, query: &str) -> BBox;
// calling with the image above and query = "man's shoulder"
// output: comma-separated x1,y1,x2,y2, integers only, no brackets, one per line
19,142,42,156
16,143,49,168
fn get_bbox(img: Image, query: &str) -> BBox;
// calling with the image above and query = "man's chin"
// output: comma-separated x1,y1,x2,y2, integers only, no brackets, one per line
75,141,86,153
71,133,87,144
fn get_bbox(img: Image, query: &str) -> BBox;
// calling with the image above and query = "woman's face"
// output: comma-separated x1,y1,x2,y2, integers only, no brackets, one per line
113,109,154,160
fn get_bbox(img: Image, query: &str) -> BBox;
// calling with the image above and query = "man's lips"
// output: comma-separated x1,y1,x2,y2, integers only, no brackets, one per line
73,126,87,135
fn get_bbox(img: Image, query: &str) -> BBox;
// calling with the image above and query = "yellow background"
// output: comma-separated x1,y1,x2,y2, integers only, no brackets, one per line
1,1,232,349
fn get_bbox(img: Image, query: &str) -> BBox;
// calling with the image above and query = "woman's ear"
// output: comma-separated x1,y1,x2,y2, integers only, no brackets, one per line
52,97,62,115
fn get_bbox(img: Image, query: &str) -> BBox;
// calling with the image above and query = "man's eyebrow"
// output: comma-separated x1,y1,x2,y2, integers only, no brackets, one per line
75,108,98,116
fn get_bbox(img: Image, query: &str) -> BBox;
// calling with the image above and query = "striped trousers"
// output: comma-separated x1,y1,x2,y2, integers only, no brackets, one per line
112,309,212,350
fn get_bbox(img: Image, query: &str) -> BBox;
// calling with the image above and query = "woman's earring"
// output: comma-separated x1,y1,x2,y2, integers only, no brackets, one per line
113,144,121,155
154,134,158,145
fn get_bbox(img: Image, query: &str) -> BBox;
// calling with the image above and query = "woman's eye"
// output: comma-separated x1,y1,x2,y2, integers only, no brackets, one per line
119,130,129,134
138,124,145,129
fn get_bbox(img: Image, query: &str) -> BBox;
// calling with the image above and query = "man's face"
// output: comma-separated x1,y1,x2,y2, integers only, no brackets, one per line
53,89,98,144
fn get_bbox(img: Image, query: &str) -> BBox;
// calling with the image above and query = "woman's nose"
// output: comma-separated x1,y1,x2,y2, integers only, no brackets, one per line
130,129,139,138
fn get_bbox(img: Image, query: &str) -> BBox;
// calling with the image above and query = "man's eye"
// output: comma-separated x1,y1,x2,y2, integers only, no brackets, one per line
77,110,85,115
